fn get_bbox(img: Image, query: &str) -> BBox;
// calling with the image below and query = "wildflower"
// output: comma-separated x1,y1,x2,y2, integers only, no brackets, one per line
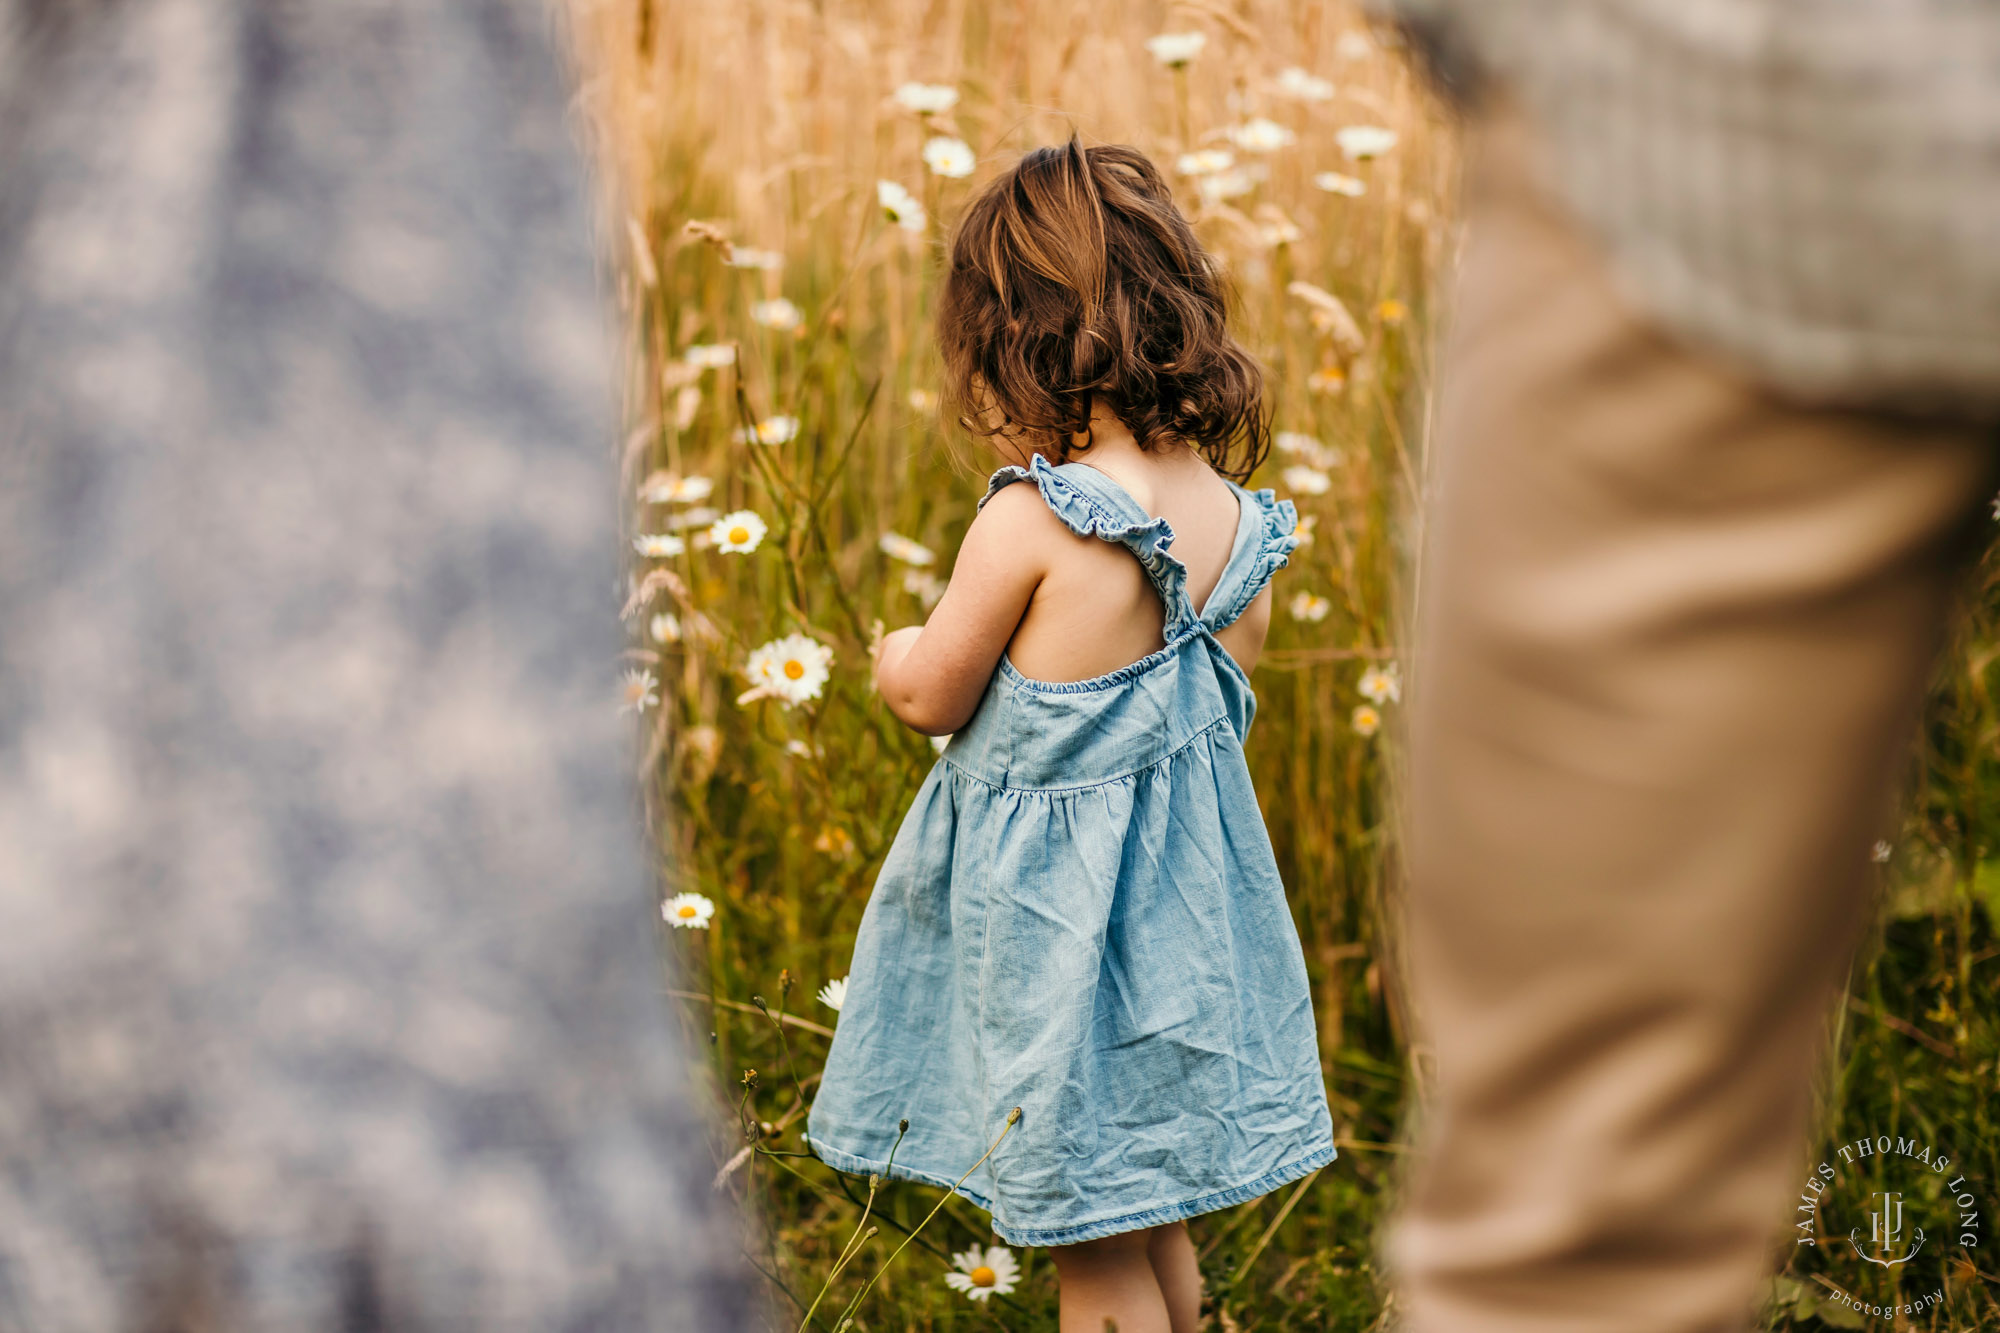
1377,298,1408,324
1197,167,1259,203
1289,592,1331,623
784,739,817,758
1351,703,1381,737
878,180,928,232
684,343,736,368
663,892,715,929
879,532,937,566
633,533,687,558
1287,279,1363,342
1872,840,1893,864
751,297,803,331
1307,365,1348,395
622,668,660,714
1145,31,1207,67
725,245,784,270
1256,214,1303,248
923,136,976,179
1336,125,1398,160
639,472,714,504
1293,514,1317,548
818,977,848,1012
1313,170,1367,197
908,387,939,412
892,81,959,114
650,612,681,644
904,569,947,607
1177,148,1235,176
739,632,834,708
1359,662,1401,705
1274,431,1339,468
733,415,800,445
1230,118,1297,153
814,825,855,857
709,509,768,554
1274,66,1335,101
1337,30,1374,61
945,1244,1020,1302
667,505,721,531
1282,465,1332,496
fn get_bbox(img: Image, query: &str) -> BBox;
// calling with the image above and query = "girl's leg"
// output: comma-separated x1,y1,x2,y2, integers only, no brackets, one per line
1048,1229,1171,1333
1145,1223,1202,1333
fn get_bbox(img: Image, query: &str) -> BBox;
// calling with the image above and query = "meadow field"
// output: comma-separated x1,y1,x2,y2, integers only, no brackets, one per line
565,2,1999,1327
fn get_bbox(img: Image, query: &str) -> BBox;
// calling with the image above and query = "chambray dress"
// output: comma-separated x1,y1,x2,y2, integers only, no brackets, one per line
807,453,1337,1246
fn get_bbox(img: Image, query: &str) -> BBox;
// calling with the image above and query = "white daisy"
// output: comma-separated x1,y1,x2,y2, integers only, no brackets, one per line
709,509,768,554
944,1244,1020,1302
1145,31,1207,67
751,297,803,331
923,136,976,179
879,532,937,566
639,473,715,505
667,505,721,531
1293,513,1318,548
650,613,681,644
1359,662,1401,705
1256,214,1303,248
739,633,834,708
1197,166,1259,203
878,180,928,232
621,668,660,714
1274,66,1335,101
1872,839,1894,864
1307,365,1348,395
633,533,686,558
818,977,848,1012
1176,148,1235,176
892,81,959,114
908,387,939,412
1314,170,1367,197
684,343,736,368
1282,465,1333,495
1351,703,1381,737
904,569,947,607
662,892,715,929
1336,125,1398,160
1274,431,1340,469
733,414,800,445
724,245,783,270
1230,117,1297,153
1289,592,1331,623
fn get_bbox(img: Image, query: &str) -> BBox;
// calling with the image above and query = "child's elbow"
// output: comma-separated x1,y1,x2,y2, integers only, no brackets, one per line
883,686,965,736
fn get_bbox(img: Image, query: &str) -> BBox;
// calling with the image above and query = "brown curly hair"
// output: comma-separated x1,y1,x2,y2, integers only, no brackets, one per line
935,136,1269,481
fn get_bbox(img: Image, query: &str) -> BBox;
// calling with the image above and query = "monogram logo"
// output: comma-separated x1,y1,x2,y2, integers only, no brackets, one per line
1850,1190,1924,1267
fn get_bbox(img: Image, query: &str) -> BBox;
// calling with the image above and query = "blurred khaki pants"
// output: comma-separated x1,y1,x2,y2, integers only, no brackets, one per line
1393,108,1998,1332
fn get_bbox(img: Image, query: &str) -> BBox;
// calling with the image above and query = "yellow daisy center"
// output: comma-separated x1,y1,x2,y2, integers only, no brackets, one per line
969,1266,996,1288
677,904,698,918
729,526,751,544
784,659,806,680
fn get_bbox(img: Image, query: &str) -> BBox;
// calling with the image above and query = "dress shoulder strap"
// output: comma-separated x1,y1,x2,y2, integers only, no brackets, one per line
1198,480,1299,632
980,453,1197,634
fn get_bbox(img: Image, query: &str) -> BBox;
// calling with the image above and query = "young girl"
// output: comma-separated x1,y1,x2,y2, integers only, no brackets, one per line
807,138,1336,1333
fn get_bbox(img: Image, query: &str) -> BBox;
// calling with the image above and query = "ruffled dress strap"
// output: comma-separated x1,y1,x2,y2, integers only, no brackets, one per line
1197,480,1299,632
980,452,1198,636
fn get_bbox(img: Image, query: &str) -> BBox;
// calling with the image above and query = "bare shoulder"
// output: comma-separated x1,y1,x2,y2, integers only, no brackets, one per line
964,476,1083,565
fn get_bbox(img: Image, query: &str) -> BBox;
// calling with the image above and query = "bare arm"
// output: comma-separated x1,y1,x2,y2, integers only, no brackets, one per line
874,483,1054,734
1212,583,1273,675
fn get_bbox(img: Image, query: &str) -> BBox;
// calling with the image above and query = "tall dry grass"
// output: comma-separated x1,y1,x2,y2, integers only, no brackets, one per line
563,2,1450,1324
561,2,1997,1330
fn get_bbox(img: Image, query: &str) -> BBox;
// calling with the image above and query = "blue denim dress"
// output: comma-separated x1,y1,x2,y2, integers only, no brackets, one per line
807,453,1337,1246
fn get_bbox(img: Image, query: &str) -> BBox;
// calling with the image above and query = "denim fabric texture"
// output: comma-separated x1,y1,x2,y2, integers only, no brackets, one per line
806,454,1338,1246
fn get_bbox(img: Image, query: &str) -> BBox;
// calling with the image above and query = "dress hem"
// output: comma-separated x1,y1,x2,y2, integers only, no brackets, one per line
805,1136,1339,1247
